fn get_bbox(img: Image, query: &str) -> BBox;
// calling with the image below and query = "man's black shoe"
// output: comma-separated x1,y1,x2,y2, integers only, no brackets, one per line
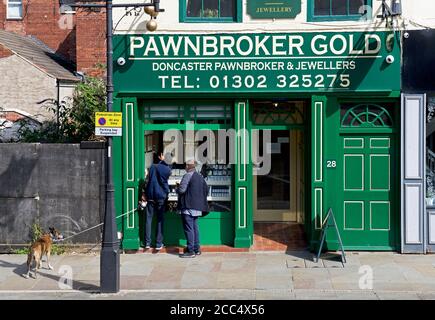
184,247,201,255
180,252,196,258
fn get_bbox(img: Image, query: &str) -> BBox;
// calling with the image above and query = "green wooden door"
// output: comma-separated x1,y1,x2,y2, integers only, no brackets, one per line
338,103,398,250
341,135,396,248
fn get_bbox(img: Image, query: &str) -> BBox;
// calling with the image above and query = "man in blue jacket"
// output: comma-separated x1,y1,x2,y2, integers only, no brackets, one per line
176,159,209,258
144,152,171,250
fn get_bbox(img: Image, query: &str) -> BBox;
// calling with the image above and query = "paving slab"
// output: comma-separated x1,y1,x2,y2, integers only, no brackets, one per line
322,258,345,268
286,258,305,269
181,271,219,289
120,263,154,276
220,259,256,273
216,272,256,289
303,258,325,268
256,262,289,274
373,281,417,292
256,274,294,290
120,276,147,290
144,266,186,289
292,269,333,290
187,259,222,273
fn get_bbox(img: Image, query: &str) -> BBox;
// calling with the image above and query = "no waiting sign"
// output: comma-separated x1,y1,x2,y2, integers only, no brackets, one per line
95,112,122,136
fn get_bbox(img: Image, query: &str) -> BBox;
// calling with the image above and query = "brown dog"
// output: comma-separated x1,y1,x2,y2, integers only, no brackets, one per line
24,227,63,279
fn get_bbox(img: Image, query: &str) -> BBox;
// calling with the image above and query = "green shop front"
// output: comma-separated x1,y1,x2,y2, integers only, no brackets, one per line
112,31,401,251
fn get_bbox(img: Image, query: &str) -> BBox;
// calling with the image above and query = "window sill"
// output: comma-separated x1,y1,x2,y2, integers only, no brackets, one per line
6,17,23,21
308,16,370,22
181,20,238,23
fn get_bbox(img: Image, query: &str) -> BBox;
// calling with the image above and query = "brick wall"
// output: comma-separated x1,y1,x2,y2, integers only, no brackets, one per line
0,0,77,63
0,1,107,76
76,7,106,77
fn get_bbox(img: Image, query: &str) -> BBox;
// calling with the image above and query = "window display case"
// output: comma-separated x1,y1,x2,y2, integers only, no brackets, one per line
167,163,232,212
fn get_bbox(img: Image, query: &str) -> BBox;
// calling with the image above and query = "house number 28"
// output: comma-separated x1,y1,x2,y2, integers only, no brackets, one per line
326,160,337,168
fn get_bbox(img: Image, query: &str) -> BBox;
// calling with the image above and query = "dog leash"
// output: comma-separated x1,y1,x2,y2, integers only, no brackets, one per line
54,207,139,243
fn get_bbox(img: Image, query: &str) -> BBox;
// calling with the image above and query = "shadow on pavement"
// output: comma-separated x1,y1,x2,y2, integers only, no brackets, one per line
0,258,100,292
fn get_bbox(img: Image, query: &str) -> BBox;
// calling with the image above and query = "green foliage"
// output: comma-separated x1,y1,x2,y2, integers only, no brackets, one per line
32,223,43,242
11,247,29,254
50,245,66,255
18,120,60,143
18,76,107,143
10,222,66,255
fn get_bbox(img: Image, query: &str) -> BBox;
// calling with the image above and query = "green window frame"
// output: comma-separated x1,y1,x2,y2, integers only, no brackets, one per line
179,0,242,23
341,103,394,128
307,0,372,22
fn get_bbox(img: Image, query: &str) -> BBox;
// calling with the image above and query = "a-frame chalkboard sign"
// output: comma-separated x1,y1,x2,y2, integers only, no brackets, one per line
315,208,346,266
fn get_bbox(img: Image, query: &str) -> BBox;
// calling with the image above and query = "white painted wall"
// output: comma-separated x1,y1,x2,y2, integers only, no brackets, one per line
59,82,76,105
113,0,435,34
0,54,57,122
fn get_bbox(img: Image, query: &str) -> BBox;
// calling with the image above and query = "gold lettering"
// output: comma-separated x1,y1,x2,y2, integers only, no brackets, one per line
254,6,294,14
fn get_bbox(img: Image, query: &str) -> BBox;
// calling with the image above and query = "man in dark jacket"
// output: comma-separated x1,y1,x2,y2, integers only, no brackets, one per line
143,152,171,250
176,159,209,258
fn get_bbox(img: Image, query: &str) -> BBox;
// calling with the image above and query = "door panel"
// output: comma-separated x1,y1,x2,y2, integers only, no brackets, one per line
340,134,396,248
370,155,390,191
344,155,364,191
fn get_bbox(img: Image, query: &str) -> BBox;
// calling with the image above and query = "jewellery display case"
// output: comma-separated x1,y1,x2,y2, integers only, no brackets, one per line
167,164,232,212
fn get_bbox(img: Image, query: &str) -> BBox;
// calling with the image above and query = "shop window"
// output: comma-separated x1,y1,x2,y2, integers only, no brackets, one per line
180,0,242,22
144,130,232,213
7,0,23,19
426,96,435,206
307,0,372,22
341,103,393,128
252,101,305,126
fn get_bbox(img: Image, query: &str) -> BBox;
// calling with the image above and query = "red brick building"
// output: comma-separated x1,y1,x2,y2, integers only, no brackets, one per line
0,0,106,76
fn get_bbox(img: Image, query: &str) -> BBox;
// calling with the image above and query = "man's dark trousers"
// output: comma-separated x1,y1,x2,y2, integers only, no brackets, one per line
181,213,200,253
145,199,165,247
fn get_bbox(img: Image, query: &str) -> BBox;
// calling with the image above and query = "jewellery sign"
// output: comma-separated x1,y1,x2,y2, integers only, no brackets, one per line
113,31,400,94
247,0,301,19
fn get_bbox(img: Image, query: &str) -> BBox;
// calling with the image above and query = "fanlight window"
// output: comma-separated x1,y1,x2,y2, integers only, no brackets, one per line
253,101,305,125
341,104,393,128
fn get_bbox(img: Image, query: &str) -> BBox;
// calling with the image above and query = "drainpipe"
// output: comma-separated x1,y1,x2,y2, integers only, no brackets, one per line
56,79,60,133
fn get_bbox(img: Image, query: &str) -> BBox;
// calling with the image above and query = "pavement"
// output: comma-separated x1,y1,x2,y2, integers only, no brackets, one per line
1,250,435,300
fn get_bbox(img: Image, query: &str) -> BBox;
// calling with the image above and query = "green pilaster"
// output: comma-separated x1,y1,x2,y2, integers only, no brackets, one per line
121,97,141,250
323,96,340,250
234,100,253,247
113,97,123,237
310,95,326,251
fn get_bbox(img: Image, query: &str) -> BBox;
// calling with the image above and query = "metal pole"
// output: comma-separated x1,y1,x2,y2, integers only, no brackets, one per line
100,0,120,294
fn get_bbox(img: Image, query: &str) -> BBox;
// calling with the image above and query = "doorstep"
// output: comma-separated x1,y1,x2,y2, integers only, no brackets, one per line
124,245,250,254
